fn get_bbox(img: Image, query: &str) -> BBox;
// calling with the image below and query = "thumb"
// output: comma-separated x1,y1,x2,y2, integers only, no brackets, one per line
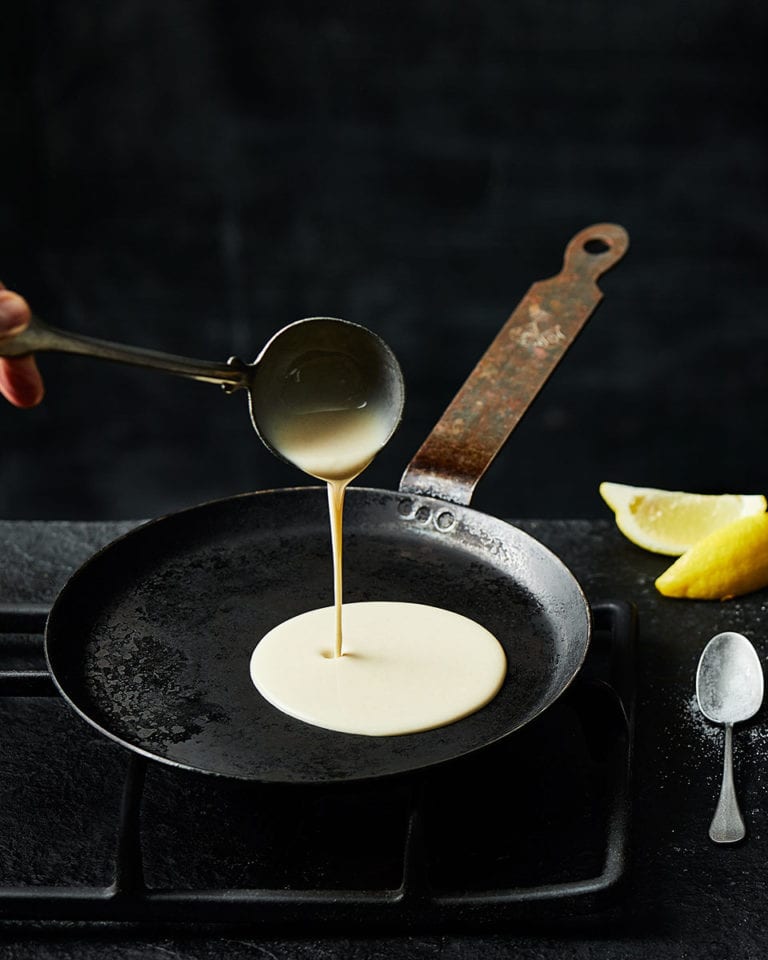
0,290,31,335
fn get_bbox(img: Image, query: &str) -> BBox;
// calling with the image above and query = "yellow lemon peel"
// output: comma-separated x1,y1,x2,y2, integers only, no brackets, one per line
599,482,766,556
655,513,768,601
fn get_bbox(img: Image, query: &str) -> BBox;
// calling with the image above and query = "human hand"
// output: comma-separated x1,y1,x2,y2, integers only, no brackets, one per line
0,283,45,407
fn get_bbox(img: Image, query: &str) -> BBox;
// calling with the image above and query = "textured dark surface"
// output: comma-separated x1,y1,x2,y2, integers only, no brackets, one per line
1,518,768,956
0,602,632,925
1,1,767,524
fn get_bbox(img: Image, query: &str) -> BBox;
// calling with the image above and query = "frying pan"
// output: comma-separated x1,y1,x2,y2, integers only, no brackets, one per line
43,223,629,784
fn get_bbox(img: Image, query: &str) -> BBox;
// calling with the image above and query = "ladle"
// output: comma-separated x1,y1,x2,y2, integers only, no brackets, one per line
0,313,406,471
696,631,764,843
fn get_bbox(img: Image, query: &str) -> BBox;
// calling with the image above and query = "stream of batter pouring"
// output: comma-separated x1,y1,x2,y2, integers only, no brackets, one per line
252,346,391,657
327,479,346,659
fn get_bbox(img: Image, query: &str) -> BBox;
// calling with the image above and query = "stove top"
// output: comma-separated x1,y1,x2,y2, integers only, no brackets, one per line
0,599,634,929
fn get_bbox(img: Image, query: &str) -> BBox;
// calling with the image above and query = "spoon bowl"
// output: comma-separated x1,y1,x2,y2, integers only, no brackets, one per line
696,631,763,724
696,631,764,843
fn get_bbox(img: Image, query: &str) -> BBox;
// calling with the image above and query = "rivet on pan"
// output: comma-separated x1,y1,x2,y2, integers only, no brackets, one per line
415,506,431,523
435,511,456,531
397,498,415,517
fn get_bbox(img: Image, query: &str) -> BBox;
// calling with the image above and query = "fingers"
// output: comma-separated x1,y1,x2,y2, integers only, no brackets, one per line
0,355,45,407
0,287,45,407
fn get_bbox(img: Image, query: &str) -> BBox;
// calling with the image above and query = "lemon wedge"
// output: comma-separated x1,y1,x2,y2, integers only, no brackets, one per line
599,482,766,556
655,513,768,600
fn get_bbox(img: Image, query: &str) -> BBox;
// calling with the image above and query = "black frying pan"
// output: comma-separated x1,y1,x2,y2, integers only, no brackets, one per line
44,223,629,784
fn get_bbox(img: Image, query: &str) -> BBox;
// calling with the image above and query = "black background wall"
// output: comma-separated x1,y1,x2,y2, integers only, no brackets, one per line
1,0,766,521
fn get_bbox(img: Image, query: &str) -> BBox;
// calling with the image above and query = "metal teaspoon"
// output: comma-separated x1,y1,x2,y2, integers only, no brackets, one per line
696,631,764,843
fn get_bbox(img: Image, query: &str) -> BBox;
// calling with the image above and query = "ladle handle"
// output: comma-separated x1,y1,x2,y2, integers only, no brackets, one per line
0,313,249,390
399,223,630,505
709,723,746,844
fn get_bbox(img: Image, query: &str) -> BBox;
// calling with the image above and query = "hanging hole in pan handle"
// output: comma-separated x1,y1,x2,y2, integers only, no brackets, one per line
584,238,611,254
563,223,630,281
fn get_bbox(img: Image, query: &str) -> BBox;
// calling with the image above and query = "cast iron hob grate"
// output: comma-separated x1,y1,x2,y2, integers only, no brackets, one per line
0,599,635,929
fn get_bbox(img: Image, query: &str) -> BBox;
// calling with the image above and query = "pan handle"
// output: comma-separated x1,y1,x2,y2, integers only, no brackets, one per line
398,222,629,506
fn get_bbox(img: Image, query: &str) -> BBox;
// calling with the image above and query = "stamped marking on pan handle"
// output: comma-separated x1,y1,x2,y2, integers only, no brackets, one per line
399,223,630,506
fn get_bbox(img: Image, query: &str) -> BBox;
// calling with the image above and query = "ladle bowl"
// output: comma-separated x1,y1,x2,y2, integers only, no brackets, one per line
246,317,404,474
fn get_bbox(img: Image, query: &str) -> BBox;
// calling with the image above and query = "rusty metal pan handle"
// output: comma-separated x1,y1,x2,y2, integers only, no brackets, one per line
399,222,629,506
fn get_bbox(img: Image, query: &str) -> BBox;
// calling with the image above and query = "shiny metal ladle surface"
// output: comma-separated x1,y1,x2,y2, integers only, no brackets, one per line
696,631,764,843
0,313,406,466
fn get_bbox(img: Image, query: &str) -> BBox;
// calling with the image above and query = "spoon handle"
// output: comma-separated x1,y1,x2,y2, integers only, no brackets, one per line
0,313,249,390
709,723,746,843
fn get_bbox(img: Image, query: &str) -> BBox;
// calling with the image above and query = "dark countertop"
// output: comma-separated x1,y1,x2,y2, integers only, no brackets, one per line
0,515,765,958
